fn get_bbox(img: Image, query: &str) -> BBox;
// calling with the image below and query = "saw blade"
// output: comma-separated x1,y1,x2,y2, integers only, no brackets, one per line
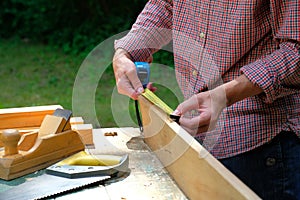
0,173,109,200
45,153,129,178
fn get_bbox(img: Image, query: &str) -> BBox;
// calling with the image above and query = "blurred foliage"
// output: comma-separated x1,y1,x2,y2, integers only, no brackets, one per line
0,1,176,127
0,0,147,55
0,0,174,67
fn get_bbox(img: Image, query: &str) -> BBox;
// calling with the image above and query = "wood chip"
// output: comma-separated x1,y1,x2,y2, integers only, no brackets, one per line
104,132,118,136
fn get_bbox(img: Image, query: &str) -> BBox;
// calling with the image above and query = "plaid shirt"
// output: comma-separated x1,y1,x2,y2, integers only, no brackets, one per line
115,0,300,158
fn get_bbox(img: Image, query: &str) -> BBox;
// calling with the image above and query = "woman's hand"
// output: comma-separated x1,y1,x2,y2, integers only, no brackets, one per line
112,49,144,100
173,74,263,136
173,86,227,136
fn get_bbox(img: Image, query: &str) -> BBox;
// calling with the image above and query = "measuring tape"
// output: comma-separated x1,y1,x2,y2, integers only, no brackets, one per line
134,62,173,114
134,62,180,133
141,89,180,123
141,88,173,115
135,62,150,88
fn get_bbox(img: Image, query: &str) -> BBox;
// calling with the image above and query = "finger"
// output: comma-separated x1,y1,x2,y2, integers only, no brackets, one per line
125,66,144,93
114,63,143,99
175,95,199,115
116,75,139,100
180,124,209,136
147,82,157,92
196,125,210,133
113,51,144,99
180,125,197,136
179,113,211,130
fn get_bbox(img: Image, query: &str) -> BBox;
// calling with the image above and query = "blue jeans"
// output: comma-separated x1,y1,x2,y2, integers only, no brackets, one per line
220,131,300,200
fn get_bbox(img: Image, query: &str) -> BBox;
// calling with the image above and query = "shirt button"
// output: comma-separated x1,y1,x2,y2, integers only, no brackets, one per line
265,157,276,167
200,32,205,39
192,70,198,76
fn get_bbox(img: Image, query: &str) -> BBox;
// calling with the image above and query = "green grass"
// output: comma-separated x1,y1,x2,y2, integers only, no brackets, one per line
0,39,82,108
0,39,181,128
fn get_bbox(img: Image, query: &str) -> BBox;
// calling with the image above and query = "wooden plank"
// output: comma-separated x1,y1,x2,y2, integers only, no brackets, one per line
70,117,84,125
70,117,93,145
138,96,261,200
0,105,63,129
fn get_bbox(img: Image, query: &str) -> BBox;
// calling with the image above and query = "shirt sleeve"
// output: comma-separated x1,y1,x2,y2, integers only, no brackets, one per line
241,0,300,103
114,0,173,62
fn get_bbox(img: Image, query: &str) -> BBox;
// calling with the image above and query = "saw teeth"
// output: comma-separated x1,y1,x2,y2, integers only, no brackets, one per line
0,174,110,200
35,176,110,200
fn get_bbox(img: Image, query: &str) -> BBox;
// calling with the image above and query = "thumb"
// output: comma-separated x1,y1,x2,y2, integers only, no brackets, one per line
125,64,144,94
173,95,199,115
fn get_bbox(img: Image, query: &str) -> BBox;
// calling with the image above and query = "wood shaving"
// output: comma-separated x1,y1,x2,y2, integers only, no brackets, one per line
104,132,118,136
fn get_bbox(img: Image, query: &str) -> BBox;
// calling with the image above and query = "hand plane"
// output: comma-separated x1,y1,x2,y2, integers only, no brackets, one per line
0,107,85,180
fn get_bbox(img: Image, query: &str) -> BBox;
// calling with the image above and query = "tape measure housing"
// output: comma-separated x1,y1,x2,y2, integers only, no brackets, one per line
135,62,150,88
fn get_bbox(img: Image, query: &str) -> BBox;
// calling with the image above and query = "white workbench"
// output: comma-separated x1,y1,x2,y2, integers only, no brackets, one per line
54,127,188,200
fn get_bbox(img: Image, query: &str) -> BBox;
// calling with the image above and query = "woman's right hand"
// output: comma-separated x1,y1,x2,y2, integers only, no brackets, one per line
112,49,144,100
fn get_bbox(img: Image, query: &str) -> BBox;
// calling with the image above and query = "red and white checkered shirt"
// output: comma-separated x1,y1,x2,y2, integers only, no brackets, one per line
115,0,300,158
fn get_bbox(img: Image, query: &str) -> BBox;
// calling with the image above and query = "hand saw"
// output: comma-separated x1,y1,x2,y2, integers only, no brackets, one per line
0,173,110,200
0,151,129,200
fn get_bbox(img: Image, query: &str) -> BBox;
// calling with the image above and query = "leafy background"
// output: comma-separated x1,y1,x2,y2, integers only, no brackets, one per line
0,0,146,54
0,0,176,127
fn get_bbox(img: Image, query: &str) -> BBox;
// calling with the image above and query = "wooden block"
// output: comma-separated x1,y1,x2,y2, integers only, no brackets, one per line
38,115,67,138
138,96,260,200
0,105,63,129
70,117,84,125
18,131,38,151
72,124,93,145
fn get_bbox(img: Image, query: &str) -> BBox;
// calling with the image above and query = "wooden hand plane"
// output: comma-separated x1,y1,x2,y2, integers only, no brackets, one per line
0,105,85,180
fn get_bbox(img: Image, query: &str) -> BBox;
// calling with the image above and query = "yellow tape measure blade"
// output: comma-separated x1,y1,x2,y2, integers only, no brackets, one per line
141,89,174,115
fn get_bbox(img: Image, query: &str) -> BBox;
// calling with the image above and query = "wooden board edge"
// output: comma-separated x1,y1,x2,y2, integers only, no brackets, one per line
0,105,63,129
138,96,260,200
0,105,63,114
